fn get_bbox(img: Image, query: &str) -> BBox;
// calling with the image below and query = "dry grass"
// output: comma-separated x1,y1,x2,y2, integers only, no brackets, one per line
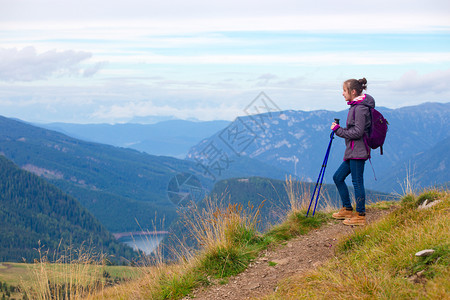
284,175,310,213
94,261,197,299
398,165,417,197
21,244,108,300
182,195,263,256
284,175,339,214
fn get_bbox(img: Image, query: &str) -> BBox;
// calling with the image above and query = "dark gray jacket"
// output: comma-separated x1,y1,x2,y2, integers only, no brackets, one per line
333,94,375,160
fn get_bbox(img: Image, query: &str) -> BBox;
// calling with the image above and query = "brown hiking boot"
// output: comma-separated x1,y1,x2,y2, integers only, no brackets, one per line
332,207,353,220
343,213,366,226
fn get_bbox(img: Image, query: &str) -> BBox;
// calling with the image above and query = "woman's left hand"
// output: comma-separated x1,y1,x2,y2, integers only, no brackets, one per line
330,122,337,130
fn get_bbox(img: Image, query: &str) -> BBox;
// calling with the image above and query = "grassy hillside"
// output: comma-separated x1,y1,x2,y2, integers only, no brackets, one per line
0,155,137,263
267,189,449,299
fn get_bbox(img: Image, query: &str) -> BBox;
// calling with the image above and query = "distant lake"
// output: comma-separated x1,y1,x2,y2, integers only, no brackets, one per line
117,234,165,255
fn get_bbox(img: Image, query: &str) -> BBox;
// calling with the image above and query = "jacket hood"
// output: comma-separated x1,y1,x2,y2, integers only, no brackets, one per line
361,94,375,109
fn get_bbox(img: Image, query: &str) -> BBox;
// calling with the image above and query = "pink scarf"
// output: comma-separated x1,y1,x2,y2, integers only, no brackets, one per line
347,94,366,106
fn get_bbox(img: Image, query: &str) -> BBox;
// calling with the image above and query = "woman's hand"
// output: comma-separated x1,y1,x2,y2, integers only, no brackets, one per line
330,122,337,130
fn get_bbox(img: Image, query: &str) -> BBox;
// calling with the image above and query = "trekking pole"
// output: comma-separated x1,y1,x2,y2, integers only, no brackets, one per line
306,118,339,217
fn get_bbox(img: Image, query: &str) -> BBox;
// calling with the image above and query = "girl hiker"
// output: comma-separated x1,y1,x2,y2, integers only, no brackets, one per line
330,78,374,226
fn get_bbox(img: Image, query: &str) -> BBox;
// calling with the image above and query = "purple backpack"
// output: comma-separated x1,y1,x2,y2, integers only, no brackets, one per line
354,107,389,155
366,108,388,155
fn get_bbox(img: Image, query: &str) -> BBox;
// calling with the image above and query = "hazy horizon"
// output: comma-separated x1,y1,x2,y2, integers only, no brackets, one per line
3,100,448,125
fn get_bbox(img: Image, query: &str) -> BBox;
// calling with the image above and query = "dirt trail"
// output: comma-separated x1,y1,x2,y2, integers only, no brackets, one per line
186,208,393,300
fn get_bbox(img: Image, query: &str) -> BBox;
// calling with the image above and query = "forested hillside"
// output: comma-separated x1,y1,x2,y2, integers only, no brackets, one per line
0,155,137,263
0,116,289,233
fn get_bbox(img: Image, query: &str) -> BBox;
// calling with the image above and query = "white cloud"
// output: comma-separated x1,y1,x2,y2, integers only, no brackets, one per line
256,73,278,86
274,76,306,87
0,47,105,81
83,61,108,77
389,69,450,94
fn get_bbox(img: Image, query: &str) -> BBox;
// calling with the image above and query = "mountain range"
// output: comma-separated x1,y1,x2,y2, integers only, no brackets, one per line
187,102,450,193
376,135,450,192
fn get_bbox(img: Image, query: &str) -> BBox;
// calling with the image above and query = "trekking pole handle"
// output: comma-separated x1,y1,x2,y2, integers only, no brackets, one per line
334,118,340,125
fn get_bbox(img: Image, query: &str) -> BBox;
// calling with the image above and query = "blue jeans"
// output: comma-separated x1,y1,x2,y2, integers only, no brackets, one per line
333,159,366,213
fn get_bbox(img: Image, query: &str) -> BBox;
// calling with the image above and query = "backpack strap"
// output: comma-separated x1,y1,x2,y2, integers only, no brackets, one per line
353,104,372,135
354,105,372,158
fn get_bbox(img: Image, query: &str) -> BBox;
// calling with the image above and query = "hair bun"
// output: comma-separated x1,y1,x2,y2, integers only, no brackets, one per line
358,78,367,90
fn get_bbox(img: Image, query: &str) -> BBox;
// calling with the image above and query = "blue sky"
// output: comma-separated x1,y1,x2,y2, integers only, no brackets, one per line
1,0,449,123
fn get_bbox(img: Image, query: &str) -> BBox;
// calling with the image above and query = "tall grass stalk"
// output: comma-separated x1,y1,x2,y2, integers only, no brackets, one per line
399,165,417,197
284,175,309,212
284,175,339,214
182,195,263,255
21,244,106,300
